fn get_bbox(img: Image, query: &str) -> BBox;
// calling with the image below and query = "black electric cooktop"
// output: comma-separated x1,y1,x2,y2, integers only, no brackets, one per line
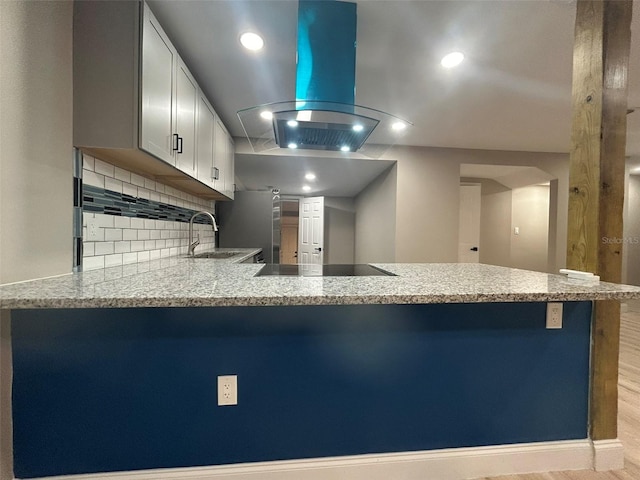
254,264,396,277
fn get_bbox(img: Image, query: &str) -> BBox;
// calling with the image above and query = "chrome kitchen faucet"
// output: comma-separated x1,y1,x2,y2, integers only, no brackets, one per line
188,211,218,256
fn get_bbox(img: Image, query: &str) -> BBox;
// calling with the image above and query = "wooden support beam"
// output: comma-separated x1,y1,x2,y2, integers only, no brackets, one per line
567,0,632,441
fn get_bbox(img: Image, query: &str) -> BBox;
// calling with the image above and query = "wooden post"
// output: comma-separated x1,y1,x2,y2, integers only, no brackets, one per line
567,0,632,440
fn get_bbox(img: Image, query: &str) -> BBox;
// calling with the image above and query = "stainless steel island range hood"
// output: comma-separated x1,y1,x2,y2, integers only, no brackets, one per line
237,0,411,159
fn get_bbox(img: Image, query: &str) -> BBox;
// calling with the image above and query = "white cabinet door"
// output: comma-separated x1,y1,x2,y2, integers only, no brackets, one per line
175,59,198,177
213,118,227,194
140,5,176,165
196,94,215,188
298,197,325,265
225,135,235,199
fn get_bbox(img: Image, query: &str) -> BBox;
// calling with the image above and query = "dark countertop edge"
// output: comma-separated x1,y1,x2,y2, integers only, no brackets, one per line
3,291,640,310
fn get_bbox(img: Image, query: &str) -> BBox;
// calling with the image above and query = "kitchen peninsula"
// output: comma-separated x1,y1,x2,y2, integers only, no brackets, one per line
3,259,640,479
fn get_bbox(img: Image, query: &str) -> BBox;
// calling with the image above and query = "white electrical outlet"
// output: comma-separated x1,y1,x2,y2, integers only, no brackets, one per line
546,302,563,329
87,218,100,240
217,375,238,406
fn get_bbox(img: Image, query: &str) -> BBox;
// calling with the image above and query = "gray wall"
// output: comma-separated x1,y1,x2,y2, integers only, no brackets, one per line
510,185,550,272
627,175,640,285
1,2,73,478
380,146,568,270
393,147,460,262
324,198,355,264
474,179,513,268
217,191,273,261
354,165,397,263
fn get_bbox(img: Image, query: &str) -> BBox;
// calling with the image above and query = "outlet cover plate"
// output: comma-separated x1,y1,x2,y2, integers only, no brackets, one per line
218,375,238,406
546,302,563,329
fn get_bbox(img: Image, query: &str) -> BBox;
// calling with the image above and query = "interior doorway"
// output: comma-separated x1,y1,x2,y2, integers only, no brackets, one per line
280,200,299,264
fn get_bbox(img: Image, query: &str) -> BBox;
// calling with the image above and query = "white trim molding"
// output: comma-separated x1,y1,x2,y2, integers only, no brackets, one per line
592,438,625,471
23,439,601,480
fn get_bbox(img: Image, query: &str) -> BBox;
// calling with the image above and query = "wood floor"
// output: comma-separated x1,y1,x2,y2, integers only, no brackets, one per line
476,300,640,480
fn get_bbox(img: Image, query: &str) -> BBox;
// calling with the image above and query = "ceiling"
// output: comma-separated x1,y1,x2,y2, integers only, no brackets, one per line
147,0,640,195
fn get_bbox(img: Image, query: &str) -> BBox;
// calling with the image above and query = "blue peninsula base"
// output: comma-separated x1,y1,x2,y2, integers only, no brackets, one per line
11,301,592,478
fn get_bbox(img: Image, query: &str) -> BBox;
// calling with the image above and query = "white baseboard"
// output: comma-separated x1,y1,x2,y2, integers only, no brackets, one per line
24,439,598,480
592,439,625,471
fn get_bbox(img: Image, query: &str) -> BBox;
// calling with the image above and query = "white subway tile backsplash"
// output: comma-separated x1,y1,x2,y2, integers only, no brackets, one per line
123,229,137,241
82,157,218,271
114,241,130,253
83,154,95,172
83,256,105,271
123,252,138,265
104,253,123,268
104,228,123,241
130,218,145,229
105,177,123,194
83,242,95,257
94,214,114,228
138,188,150,200
114,216,131,229
114,167,131,183
83,170,105,188
130,172,145,187
143,219,156,230
94,158,115,177
95,242,114,256
122,183,137,197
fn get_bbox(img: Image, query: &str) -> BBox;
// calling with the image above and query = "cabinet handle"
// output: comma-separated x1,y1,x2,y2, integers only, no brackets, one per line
172,134,179,151
177,136,183,154
212,167,219,180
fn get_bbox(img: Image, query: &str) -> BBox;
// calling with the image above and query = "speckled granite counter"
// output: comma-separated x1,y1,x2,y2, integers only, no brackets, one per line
2,257,640,309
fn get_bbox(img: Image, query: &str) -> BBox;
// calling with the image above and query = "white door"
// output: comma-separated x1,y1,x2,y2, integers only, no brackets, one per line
298,197,324,266
140,5,176,164
458,185,481,263
175,59,198,177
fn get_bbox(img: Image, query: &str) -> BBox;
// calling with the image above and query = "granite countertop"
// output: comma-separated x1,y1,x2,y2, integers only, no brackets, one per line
2,251,640,309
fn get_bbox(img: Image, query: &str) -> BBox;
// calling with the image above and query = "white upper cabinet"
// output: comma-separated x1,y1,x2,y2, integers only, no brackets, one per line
196,93,216,189
174,59,198,177
214,117,228,195
226,135,235,200
73,1,234,201
140,5,176,165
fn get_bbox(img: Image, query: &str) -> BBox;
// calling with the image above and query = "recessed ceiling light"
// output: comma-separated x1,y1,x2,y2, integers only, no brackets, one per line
260,111,273,120
240,32,264,51
340,146,350,152
441,51,464,68
305,173,316,180
352,124,364,132
302,185,311,192
391,121,406,131
297,110,312,122
288,143,298,149
287,120,299,127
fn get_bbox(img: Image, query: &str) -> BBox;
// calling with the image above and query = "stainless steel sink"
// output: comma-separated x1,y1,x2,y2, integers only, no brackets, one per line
191,251,241,259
